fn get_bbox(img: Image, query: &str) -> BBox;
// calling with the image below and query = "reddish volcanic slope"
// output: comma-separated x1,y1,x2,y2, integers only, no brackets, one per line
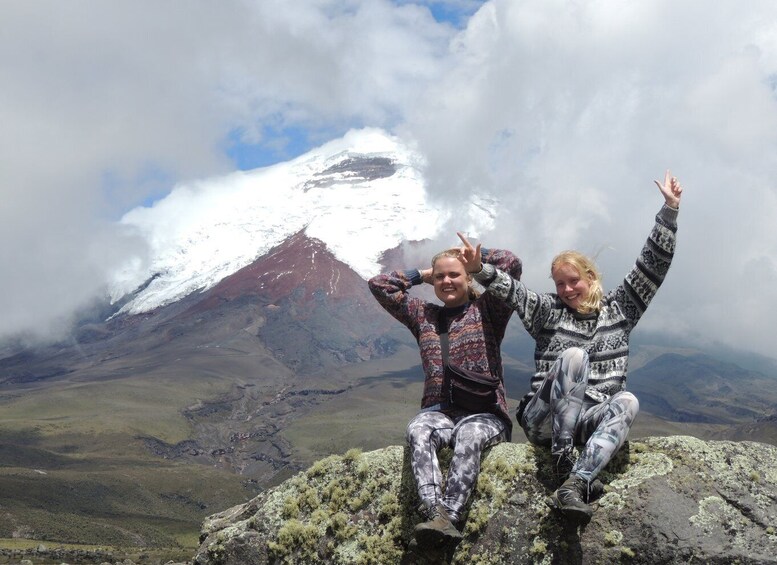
180,230,404,373
195,230,373,310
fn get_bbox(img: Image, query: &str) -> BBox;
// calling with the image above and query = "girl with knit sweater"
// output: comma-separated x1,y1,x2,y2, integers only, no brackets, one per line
368,246,522,551
459,171,683,523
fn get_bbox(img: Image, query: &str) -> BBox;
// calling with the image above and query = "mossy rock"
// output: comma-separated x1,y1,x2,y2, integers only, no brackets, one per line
194,437,777,564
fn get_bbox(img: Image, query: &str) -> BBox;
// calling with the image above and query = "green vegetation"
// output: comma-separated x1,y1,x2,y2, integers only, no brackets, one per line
529,538,547,555
604,530,623,546
0,451,255,550
244,441,535,564
0,371,232,453
0,538,196,564
282,375,421,461
263,446,412,564
0,368,258,556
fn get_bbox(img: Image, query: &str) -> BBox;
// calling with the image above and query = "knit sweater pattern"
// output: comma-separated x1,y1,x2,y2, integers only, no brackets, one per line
474,204,678,403
368,249,523,435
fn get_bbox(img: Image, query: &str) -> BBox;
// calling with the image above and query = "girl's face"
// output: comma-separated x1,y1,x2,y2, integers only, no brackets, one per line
552,263,591,311
432,256,470,307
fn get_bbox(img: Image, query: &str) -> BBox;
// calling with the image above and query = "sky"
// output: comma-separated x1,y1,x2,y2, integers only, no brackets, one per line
1,0,776,358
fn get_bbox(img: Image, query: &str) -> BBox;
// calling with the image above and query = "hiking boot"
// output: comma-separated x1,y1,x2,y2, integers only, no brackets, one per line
546,474,593,523
408,538,455,562
586,478,604,502
551,451,575,487
414,503,463,549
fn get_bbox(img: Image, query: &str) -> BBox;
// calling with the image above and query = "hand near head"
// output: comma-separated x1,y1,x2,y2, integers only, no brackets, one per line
456,232,482,274
654,170,683,209
420,268,433,284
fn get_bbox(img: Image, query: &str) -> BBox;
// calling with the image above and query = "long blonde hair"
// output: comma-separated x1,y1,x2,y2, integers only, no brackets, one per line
431,248,480,300
550,250,603,314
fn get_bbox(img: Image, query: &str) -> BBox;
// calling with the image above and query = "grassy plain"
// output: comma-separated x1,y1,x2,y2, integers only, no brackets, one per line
283,348,742,463
0,350,266,556
1,337,773,560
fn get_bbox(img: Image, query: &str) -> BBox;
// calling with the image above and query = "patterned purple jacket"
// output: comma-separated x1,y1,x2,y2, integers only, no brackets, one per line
368,249,522,436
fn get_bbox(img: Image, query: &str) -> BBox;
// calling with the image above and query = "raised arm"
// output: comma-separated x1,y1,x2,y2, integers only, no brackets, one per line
459,232,551,338
611,171,682,327
368,269,426,336
455,231,522,280
655,169,682,209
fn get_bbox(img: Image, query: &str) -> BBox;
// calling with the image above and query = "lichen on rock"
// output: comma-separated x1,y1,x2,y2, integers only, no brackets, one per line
194,436,777,564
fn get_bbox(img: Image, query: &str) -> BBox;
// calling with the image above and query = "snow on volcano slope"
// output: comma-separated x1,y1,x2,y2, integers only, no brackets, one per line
110,128,461,316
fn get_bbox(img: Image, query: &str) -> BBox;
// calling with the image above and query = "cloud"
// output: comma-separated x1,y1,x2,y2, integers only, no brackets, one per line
400,0,777,357
0,0,451,342
2,0,776,359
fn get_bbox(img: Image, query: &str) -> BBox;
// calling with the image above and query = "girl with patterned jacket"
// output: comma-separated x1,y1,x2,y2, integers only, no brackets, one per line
459,171,683,523
368,246,522,551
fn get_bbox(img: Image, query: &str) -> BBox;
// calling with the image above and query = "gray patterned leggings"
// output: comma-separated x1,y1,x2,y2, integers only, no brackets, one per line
406,410,507,523
520,347,639,482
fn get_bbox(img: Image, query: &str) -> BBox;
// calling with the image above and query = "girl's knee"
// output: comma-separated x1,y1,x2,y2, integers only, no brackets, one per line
406,413,432,442
407,412,454,446
560,347,588,369
623,391,639,417
613,391,639,419
453,418,504,449
561,346,587,358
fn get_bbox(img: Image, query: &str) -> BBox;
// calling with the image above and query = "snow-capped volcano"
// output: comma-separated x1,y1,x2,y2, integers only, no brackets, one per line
110,128,494,316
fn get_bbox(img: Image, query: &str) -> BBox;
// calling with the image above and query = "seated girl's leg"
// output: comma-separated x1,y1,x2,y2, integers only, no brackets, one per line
522,348,589,459
519,376,552,446
406,411,455,509
441,413,507,523
572,391,640,483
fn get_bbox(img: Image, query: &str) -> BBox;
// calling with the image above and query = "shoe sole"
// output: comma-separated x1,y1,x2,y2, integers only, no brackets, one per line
546,494,593,524
408,539,455,562
414,525,463,549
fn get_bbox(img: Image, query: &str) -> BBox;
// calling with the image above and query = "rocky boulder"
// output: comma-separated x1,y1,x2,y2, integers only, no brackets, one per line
193,436,777,564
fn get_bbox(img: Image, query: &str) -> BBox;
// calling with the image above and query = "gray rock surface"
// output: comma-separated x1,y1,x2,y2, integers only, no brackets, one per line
193,436,777,564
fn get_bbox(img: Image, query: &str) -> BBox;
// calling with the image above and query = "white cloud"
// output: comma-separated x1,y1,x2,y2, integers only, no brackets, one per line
0,0,451,341
400,0,777,357
1,0,777,358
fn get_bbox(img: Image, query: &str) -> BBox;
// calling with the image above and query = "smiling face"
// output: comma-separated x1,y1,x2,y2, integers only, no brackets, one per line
432,256,471,307
552,262,592,311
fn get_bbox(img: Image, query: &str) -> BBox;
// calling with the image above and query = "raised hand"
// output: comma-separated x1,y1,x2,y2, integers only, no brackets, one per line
654,170,683,209
456,232,482,274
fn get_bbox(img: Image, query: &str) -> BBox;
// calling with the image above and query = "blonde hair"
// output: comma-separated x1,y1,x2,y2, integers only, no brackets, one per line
550,250,603,314
431,248,480,300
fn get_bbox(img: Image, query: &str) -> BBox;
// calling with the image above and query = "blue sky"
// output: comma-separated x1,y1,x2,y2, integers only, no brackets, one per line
224,0,482,172
225,122,357,173
2,0,777,358
226,125,314,171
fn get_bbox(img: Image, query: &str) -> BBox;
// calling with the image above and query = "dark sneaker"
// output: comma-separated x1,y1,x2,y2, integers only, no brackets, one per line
546,474,593,523
414,503,463,549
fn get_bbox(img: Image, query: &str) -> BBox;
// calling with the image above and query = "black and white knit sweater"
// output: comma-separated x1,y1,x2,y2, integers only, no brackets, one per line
474,204,678,403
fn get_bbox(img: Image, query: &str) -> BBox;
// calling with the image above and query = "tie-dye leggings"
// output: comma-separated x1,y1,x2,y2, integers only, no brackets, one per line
519,347,639,482
406,410,507,523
